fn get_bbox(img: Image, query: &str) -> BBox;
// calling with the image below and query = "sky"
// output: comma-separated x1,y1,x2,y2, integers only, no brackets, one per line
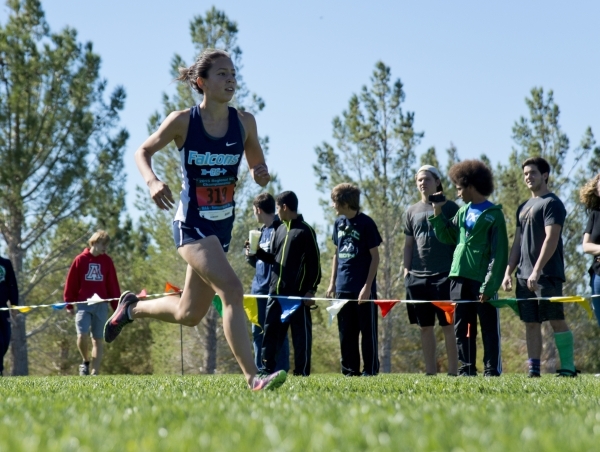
2,0,599,230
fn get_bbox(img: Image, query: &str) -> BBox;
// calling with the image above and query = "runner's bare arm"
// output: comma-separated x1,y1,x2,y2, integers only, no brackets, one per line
239,111,270,187
135,110,190,210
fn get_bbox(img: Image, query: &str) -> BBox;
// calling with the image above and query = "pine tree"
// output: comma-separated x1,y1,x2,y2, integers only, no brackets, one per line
0,0,128,374
314,62,423,372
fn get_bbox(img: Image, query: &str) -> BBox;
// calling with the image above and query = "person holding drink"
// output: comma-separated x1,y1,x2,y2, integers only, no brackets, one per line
247,191,321,376
245,193,289,372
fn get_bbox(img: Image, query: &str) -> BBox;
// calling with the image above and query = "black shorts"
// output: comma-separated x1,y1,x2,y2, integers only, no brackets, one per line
516,276,564,323
405,273,451,327
172,220,232,252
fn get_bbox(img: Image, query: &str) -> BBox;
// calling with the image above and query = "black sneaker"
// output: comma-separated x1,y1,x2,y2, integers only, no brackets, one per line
484,370,501,377
528,371,541,378
104,291,138,343
79,363,90,376
458,367,477,377
556,369,579,378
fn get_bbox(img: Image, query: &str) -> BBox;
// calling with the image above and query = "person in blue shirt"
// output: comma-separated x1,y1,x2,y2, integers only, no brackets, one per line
326,183,382,376
246,193,289,372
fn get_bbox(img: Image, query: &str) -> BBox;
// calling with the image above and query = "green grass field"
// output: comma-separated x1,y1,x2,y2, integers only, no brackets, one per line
1,374,599,451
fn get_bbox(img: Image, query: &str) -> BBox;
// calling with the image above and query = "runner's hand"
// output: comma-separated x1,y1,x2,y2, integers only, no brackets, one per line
501,274,512,291
148,179,175,210
479,293,490,303
251,164,271,186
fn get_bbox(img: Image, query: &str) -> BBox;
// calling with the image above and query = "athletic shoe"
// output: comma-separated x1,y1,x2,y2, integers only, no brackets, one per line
484,372,500,377
103,291,138,343
528,371,541,378
79,363,89,376
556,369,578,378
251,370,287,391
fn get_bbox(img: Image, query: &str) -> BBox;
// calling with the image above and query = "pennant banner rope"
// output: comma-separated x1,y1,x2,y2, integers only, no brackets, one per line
0,282,594,323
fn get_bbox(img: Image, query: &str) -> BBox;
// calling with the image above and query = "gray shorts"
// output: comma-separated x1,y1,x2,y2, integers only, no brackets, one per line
75,303,109,339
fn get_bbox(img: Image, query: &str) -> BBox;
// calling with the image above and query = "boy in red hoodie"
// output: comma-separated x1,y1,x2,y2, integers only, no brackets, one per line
64,231,120,375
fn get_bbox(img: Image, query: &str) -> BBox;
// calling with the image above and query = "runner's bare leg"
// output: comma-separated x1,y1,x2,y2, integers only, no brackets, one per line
130,236,258,383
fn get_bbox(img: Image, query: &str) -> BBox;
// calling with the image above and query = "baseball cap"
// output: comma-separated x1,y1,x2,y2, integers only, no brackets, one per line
415,165,442,180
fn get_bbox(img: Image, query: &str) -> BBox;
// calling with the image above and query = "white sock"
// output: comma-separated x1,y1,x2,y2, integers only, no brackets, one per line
127,305,134,321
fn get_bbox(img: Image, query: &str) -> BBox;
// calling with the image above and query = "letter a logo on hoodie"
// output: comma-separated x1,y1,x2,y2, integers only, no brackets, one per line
85,263,103,281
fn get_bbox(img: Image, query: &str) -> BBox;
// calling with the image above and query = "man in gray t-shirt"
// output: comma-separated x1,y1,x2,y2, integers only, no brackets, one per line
403,165,459,376
516,193,566,282
502,157,576,377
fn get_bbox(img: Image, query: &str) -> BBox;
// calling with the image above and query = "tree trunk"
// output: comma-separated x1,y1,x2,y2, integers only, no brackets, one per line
7,232,28,376
10,314,28,375
381,315,393,373
379,222,394,373
203,305,218,374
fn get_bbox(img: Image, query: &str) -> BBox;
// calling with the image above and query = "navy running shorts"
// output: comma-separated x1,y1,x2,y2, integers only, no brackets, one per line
172,220,232,252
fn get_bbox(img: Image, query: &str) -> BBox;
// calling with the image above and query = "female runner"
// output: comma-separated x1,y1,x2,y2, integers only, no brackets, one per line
104,49,286,390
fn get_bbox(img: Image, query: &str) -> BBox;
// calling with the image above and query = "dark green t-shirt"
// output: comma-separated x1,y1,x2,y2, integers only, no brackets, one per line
516,193,566,281
404,200,459,277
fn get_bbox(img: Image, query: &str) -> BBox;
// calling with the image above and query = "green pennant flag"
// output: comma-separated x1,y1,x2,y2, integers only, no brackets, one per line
488,298,520,316
212,295,223,317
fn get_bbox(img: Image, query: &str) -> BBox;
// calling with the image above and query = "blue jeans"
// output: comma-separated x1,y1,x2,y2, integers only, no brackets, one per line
252,297,289,372
591,274,600,327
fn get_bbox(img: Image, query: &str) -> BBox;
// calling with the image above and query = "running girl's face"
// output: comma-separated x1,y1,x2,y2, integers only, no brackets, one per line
416,171,438,197
196,57,237,102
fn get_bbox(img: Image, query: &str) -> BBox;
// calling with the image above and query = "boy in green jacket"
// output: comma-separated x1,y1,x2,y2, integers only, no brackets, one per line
430,160,508,376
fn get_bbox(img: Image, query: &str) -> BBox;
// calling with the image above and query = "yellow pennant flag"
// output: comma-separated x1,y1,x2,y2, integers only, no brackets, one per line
16,306,32,313
549,296,593,319
243,296,261,328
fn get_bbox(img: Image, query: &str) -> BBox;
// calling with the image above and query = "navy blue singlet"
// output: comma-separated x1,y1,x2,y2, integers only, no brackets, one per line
174,106,245,229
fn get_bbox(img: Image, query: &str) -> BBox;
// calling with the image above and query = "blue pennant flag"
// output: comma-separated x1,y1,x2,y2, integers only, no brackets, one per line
279,298,303,322
52,303,67,310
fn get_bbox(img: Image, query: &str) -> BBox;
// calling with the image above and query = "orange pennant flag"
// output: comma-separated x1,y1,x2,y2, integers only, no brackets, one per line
431,301,456,324
165,282,182,294
374,300,398,318
136,289,148,298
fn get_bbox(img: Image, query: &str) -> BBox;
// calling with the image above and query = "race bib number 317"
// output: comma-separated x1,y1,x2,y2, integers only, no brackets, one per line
196,184,234,207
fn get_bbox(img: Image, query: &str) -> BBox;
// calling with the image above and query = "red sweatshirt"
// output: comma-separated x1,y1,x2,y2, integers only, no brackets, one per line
63,248,121,310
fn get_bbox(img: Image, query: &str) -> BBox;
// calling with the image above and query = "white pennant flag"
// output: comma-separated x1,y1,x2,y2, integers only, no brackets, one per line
326,299,350,326
87,293,104,305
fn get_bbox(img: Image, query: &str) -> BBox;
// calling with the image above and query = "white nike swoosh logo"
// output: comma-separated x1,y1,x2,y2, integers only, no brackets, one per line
226,142,237,147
